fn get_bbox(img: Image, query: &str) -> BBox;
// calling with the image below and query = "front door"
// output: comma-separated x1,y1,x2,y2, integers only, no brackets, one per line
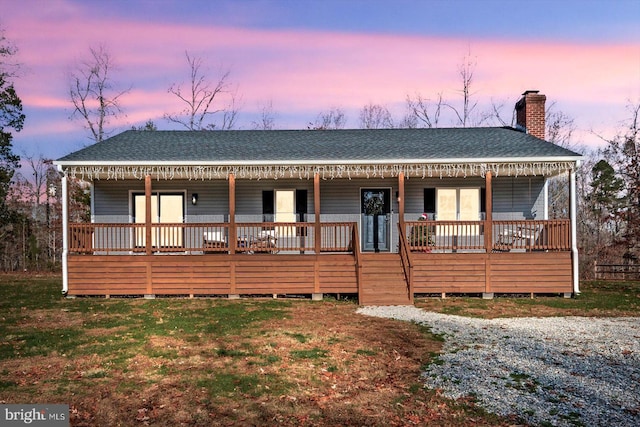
361,189,391,252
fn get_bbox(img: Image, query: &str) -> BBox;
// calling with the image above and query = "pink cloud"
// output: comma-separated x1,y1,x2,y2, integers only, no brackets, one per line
3,1,638,151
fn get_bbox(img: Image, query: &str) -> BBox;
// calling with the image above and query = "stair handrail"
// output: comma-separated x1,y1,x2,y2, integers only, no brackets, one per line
397,223,414,303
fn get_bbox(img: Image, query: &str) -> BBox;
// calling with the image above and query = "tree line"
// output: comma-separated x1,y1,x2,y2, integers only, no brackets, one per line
1,33,639,277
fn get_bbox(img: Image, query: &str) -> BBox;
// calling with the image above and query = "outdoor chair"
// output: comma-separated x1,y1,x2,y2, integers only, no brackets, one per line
494,224,541,252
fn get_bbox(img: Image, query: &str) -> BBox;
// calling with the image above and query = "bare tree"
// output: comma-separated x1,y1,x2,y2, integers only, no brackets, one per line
544,106,579,221
446,49,478,127
0,28,20,79
309,107,346,130
220,94,240,130
398,111,418,129
22,153,53,207
601,101,640,260
359,103,394,129
405,92,444,128
69,45,129,143
251,100,276,130
165,51,239,130
7,155,60,270
480,98,515,127
546,102,576,149
576,153,603,277
131,120,158,131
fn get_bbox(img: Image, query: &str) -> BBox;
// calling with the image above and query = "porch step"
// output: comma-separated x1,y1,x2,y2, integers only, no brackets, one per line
359,253,412,306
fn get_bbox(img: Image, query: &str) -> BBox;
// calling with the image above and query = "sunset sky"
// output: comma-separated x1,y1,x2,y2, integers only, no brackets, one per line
2,0,639,161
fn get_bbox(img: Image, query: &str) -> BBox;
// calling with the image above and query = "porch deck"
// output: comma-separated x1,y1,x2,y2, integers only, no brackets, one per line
66,219,573,304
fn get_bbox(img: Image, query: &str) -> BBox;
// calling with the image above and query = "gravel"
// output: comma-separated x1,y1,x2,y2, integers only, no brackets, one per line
357,305,640,427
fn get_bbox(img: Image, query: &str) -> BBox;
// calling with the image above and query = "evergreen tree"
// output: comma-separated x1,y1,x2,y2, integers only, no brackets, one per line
0,30,24,226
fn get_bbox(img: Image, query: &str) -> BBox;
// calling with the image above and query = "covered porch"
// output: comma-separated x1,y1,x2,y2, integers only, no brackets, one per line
60,164,578,304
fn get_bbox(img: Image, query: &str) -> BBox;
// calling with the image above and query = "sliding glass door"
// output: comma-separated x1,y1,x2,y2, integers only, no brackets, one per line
133,193,184,248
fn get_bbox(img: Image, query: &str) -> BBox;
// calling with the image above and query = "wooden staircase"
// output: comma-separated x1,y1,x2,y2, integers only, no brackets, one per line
359,253,412,306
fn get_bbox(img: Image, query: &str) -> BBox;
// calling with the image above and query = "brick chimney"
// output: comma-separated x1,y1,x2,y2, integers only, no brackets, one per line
515,90,546,140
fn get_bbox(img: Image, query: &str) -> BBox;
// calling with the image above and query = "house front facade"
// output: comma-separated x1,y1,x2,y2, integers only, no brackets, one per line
55,91,582,305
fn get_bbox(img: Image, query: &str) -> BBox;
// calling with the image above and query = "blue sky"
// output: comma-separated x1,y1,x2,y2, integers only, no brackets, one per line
84,0,639,41
2,0,639,162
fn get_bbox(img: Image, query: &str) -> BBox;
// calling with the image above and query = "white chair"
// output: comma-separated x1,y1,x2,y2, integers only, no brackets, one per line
203,230,227,253
204,231,226,244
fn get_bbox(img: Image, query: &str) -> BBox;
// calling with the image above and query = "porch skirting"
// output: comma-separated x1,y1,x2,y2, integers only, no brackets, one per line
412,252,573,294
66,251,572,300
67,254,359,297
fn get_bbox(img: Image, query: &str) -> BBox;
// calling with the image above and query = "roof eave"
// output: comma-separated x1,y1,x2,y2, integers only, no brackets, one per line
54,156,583,168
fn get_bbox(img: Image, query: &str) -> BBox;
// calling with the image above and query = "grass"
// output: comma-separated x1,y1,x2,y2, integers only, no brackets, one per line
415,280,640,318
290,347,329,359
0,274,637,426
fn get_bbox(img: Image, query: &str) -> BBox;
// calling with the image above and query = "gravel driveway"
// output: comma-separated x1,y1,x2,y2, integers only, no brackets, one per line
358,306,640,427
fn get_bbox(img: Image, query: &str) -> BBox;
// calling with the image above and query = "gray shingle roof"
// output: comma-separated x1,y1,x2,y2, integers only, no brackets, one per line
56,127,582,164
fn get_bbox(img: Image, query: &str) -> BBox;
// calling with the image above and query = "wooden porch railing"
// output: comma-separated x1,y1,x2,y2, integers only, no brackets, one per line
397,223,414,302
406,220,485,251
70,219,571,255
493,220,570,251
405,219,571,252
320,222,355,252
69,222,356,254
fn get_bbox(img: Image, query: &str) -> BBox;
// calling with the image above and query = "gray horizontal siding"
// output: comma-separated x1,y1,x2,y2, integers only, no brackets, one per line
493,177,545,220
321,178,398,215
93,180,228,223
92,176,547,223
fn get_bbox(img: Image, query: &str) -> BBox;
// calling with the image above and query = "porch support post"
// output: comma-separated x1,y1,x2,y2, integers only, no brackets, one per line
314,173,321,255
484,171,493,297
228,173,237,297
484,171,493,252
229,173,236,254
570,169,580,294
61,171,69,295
144,175,153,297
543,179,549,220
313,173,322,299
145,175,152,256
398,171,405,233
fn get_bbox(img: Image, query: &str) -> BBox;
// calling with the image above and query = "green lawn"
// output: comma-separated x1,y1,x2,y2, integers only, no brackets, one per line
415,280,640,318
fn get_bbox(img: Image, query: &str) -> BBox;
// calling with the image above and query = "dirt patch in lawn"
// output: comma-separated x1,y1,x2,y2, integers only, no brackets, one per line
12,308,86,330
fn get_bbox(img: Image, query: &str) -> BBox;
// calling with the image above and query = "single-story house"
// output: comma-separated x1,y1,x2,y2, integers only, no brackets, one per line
55,90,582,305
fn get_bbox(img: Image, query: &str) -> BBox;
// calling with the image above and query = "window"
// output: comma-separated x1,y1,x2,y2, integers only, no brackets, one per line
262,190,274,222
296,189,308,221
424,188,436,215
